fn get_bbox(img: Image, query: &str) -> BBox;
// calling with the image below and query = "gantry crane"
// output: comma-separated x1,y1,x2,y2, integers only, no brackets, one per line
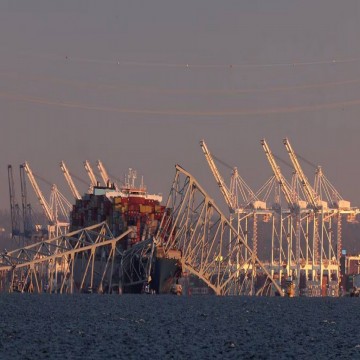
22,162,53,224
260,139,303,287
283,138,323,210
49,184,73,229
200,139,268,261
22,161,70,238
18,164,46,244
314,165,359,286
282,138,321,263
200,140,235,212
96,160,119,190
60,161,81,200
8,165,21,242
260,139,298,211
84,160,98,191
20,164,32,242
282,138,342,296
314,166,350,210
96,160,109,187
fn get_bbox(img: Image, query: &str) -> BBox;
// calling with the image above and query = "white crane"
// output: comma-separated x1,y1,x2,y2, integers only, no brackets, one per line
8,165,21,241
60,161,81,200
314,166,350,210
23,161,54,224
96,160,119,190
84,160,98,189
200,140,235,212
23,161,71,238
282,138,328,284
200,139,267,262
97,160,110,187
49,184,72,226
261,139,298,210
260,139,306,287
283,138,324,210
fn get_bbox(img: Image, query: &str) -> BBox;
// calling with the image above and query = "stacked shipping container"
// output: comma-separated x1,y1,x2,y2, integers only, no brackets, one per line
70,186,165,249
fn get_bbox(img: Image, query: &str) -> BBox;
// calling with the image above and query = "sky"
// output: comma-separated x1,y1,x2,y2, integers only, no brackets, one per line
1,0,360,214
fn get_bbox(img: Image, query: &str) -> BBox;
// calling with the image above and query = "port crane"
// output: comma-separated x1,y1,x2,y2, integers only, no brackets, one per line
97,160,110,187
200,139,269,260
315,163,360,264
20,164,44,243
283,138,321,263
60,161,81,200
84,160,98,192
283,138,322,210
97,160,119,190
260,139,298,210
8,165,22,243
260,139,308,289
19,164,29,240
7,164,47,245
200,140,235,212
283,138,344,296
22,161,71,238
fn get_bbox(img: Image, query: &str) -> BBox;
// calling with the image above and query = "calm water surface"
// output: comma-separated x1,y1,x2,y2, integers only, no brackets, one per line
0,294,359,359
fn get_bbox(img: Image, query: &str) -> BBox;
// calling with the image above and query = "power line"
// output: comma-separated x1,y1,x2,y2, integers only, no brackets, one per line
2,70,360,96
24,51,360,69
1,90,359,116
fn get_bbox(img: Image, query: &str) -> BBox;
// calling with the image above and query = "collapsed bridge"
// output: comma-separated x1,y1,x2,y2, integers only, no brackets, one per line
0,165,283,296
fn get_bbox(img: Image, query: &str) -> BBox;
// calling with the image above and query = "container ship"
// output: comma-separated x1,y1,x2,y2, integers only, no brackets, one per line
70,170,182,294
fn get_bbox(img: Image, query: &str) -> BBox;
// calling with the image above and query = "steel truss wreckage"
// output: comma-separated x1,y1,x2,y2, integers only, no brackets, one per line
155,165,283,295
0,165,283,296
0,222,132,294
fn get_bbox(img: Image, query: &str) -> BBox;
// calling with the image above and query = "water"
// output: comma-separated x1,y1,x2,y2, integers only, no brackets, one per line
0,294,359,359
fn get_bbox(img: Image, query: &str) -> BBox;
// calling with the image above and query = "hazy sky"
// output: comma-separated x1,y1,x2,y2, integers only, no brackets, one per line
1,0,360,213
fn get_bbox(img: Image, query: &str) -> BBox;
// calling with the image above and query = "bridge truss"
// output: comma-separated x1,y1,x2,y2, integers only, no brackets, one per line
0,165,284,297
154,165,283,296
0,222,131,294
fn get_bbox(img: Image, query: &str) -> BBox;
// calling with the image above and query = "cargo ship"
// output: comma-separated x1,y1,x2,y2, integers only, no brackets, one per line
70,169,182,294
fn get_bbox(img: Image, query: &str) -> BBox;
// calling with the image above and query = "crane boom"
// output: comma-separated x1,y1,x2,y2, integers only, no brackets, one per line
283,138,319,210
22,162,54,223
8,165,21,236
260,139,295,209
96,160,110,186
20,164,31,238
200,140,235,212
84,160,98,187
60,161,81,200
97,160,120,190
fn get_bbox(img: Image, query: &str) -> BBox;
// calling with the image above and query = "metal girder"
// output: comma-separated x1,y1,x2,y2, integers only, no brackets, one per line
155,165,283,296
120,238,154,291
0,222,132,294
